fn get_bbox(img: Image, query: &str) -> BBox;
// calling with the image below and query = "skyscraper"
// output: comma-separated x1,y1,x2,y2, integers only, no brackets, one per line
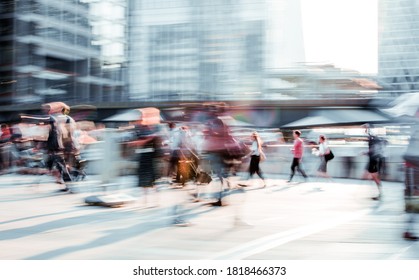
378,0,419,95
0,0,127,106
127,0,305,101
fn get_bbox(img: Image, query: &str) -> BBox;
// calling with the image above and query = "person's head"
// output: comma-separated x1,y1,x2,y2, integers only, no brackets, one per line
319,135,326,143
362,123,374,135
293,130,301,139
168,122,176,129
62,106,70,115
251,131,259,140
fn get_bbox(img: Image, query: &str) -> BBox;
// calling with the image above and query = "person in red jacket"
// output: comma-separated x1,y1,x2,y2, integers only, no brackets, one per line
288,130,308,183
0,124,12,172
0,124,11,142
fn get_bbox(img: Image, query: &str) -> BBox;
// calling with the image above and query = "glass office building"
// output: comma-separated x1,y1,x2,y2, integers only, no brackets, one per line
0,0,127,106
378,0,419,95
127,0,305,101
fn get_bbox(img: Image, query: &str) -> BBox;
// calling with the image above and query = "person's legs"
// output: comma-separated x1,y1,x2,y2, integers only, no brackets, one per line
256,167,264,179
57,154,72,181
167,150,179,179
209,153,228,206
288,158,297,182
403,214,418,240
256,169,266,187
252,156,266,187
370,172,382,199
0,144,10,171
368,157,382,199
47,153,70,190
362,171,373,184
213,166,227,205
296,161,307,179
248,155,258,179
317,159,331,179
370,172,381,185
0,146,4,172
46,154,60,181
172,188,191,226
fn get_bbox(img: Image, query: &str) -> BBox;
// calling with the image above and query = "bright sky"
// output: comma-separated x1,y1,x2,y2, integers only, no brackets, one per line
301,0,378,74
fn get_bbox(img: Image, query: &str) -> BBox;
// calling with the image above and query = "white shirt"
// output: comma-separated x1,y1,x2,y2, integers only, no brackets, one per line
319,142,329,155
53,113,76,150
251,140,260,156
168,128,181,150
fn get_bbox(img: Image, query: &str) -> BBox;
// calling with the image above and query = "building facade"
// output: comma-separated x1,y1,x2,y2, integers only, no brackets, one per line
378,0,419,95
127,0,305,101
0,0,127,106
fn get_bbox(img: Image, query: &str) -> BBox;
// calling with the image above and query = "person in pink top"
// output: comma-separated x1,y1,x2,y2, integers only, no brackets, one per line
288,130,307,182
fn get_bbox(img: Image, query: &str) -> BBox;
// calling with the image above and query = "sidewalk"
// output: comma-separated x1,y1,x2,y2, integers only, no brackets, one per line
0,172,418,260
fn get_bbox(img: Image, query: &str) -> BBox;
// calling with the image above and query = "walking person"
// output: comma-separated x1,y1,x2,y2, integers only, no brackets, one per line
0,124,12,173
171,126,196,225
244,131,266,188
403,124,419,240
42,103,73,191
59,106,79,168
361,124,385,200
130,125,163,208
287,130,308,183
203,118,242,206
204,119,230,206
313,135,333,180
166,122,181,184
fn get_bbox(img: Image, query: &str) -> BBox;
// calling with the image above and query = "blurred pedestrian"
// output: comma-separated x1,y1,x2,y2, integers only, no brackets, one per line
59,106,79,167
42,103,73,191
166,122,181,183
287,130,308,183
130,125,164,207
403,206,418,241
0,123,11,141
401,123,419,240
5,123,22,171
0,124,12,173
313,135,333,180
176,126,199,186
244,131,266,188
9,123,22,143
203,118,235,206
362,124,385,200
173,126,198,226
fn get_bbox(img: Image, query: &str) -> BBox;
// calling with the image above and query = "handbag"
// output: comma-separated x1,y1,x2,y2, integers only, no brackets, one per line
324,149,334,161
196,171,212,184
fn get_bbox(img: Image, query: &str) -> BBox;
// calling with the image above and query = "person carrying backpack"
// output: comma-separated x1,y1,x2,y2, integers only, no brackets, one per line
42,103,73,191
60,106,79,167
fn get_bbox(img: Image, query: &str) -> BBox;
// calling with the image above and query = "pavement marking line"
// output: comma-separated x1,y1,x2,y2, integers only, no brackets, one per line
209,209,371,260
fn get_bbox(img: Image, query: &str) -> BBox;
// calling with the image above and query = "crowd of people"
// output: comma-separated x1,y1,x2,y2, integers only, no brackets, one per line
0,102,94,187
0,105,395,201
0,102,417,239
